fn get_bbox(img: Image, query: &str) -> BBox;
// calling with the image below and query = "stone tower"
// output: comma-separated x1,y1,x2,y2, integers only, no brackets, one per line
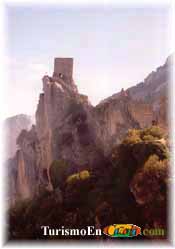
53,58,73,85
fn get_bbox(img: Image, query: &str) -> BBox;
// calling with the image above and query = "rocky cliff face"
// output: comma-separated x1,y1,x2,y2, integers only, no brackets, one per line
94,96,152,154
6,56,170,204
4,114,33,160
95,55,171,152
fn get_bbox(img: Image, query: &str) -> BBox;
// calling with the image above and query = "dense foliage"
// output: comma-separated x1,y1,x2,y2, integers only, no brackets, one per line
8,126,169,241
49,160,70,189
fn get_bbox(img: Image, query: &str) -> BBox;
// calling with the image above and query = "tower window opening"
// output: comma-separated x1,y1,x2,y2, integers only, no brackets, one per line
59,73,63,79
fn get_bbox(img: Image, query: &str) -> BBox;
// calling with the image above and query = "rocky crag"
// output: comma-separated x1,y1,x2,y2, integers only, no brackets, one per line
6,56,171,204
4,114,33,160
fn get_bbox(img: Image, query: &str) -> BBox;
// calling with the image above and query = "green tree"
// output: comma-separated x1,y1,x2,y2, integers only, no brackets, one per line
140,126,164,140
49,160,70,189
123,129,142,144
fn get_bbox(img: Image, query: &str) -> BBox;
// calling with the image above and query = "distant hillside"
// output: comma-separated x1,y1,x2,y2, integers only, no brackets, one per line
95,54,172,148
99,54,172,105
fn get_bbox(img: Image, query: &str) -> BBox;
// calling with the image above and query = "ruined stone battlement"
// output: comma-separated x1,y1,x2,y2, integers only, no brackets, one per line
42,57,78,94
53,58,73,84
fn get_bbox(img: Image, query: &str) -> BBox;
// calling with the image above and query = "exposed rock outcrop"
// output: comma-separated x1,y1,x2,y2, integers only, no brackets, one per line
95,55,171,152
4,114,33,159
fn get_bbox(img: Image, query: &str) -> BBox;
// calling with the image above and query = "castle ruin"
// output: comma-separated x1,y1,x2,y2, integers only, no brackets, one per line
42,57,78,93
53,58,73,85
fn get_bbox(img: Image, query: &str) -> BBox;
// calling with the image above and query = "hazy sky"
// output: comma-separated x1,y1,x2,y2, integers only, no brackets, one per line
4,3,171,119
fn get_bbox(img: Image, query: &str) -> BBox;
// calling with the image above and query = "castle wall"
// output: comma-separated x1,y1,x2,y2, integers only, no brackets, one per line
54,58,73,83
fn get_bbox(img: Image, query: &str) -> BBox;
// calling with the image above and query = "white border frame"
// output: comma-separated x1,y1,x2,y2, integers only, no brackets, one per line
0,0,174,248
